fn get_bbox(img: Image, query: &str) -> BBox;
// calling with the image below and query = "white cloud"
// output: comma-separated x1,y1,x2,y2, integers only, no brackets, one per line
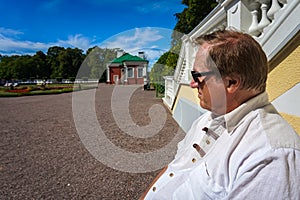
101,28,163,49
57,34,94,51
142,48,167,68
99,27,172,66
0,27,24,38
0,27,96,55
0,33,50,55
0,27,173,69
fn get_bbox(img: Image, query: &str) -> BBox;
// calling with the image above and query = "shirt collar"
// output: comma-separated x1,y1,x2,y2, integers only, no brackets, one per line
206,114,226,137
223,92,270,133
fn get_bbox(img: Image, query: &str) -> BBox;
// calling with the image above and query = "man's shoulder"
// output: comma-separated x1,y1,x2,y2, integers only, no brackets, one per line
255,104,300,150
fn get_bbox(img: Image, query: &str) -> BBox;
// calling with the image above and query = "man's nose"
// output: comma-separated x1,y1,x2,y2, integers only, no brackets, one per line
190,79,198,88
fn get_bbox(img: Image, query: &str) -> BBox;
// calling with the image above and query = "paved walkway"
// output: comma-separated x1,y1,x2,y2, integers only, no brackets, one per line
0,84,184,199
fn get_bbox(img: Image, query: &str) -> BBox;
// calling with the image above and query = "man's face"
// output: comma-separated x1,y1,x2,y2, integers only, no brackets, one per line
191,45,227,115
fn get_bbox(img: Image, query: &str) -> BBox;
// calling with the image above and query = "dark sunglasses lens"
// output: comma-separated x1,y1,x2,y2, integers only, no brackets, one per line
193,77,199,83
191,71,200,83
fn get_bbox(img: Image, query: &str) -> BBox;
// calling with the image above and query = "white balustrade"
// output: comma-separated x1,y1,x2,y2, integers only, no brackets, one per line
268,0,282,19
279,0,287,5
249,1,261,36
258,0,271,29
248,0,286,36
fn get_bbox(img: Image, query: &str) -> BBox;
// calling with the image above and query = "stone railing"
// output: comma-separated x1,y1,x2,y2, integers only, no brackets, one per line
248,0,287,36
163,0,299,110
162,76,176,109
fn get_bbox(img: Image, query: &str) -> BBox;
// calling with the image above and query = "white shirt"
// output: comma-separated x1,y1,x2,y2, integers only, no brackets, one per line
145,92,300,200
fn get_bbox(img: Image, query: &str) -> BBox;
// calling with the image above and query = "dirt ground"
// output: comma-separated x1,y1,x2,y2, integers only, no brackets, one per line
0,84,184,200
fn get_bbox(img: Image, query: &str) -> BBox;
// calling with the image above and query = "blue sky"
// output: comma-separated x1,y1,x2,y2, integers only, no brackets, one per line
0,0,185,65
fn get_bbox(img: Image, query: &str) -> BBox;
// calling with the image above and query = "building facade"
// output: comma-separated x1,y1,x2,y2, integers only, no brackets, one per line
106,52,148,85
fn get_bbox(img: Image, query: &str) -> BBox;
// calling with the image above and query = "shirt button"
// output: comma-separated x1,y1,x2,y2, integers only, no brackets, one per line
169,173,174,177
206,140,210,144
152,187,156,192
192,158,196,163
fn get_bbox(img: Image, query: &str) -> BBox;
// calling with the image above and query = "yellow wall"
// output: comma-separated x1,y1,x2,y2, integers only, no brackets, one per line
172,84,198,114
266,46,300,134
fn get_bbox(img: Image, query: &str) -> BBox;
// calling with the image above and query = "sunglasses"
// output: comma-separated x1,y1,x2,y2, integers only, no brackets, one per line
191,70,214,83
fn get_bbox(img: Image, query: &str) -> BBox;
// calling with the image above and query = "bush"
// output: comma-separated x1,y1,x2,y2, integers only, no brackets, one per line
154,82,165,98
56,77,63,83
69,77,75,82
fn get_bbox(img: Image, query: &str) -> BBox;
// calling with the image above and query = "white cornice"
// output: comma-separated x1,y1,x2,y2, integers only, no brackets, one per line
188,4,227,40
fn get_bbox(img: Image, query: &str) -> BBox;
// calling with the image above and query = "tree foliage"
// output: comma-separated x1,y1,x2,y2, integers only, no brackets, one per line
174,0,217,35
81,47,117,81
150,52,171,83
0,46,118,82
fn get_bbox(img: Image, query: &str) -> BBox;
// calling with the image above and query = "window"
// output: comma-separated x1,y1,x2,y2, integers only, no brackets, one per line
127,68,134,78
138,68,143,78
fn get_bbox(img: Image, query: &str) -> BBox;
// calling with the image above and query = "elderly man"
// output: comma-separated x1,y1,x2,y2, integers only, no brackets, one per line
141,30,300,199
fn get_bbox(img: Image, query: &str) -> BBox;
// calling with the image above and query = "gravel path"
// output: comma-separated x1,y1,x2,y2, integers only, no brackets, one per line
0,84,184,199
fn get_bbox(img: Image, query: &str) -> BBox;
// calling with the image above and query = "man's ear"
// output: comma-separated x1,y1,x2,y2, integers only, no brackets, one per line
228,80,237,87
225,77,240,93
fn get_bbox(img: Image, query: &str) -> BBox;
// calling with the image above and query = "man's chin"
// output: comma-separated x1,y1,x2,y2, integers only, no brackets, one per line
199,102,209,111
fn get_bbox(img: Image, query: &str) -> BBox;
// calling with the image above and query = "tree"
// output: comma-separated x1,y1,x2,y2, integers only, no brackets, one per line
47,46,65,79
173,0,217,35
81,47,117,81
32,51,49,79
150,51,171,83
13,55,35,79
53,48,83,79
0,56,14,79
171,0,217,47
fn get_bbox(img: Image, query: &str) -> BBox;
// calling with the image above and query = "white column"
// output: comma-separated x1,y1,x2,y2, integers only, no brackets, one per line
249,1,261,36
106,64,110,83
143,63,147,84
267,0,281,20
257,0,271,30
124,62,128,84
184,39,195,84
